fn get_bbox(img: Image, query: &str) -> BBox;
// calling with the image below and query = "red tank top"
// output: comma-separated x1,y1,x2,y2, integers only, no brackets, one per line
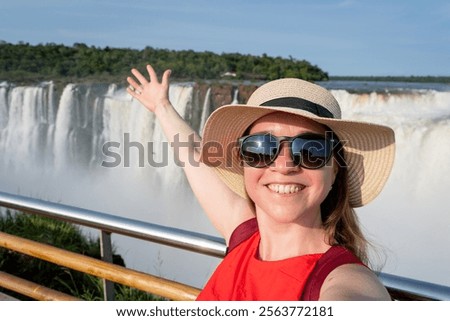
197,218,363,301
197,230,322,300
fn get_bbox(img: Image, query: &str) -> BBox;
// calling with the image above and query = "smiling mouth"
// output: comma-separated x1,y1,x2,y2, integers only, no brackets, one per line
267,184,305,194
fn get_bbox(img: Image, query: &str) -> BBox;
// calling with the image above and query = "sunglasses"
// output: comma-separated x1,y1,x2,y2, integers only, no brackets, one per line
238,133,335,169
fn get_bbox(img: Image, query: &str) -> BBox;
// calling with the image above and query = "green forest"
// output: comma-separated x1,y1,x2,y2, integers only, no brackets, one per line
0,41,329,84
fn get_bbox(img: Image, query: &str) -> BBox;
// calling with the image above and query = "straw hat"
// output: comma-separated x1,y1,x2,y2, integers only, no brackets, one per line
200,78,395,207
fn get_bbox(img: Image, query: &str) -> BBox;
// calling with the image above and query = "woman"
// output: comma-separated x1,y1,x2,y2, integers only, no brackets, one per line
127,65,395,300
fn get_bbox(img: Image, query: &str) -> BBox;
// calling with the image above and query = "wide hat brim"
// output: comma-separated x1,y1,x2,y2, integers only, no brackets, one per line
199,80,395,208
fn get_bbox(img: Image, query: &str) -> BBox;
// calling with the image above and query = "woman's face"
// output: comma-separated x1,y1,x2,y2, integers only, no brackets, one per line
243,112,337,227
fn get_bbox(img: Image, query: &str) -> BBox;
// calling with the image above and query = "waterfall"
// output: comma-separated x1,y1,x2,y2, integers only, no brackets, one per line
199,87,211,135
231,87,239,104
0,80,449,287
331,88,450,285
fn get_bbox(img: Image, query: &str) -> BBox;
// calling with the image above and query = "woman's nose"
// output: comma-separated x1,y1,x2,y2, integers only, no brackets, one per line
270,144,300,174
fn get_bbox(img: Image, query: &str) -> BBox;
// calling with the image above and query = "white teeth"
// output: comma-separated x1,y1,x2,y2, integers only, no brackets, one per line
267,184,303,194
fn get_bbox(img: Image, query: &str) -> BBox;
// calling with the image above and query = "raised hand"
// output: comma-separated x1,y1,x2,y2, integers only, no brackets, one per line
125,64,251,241
127,64,171,113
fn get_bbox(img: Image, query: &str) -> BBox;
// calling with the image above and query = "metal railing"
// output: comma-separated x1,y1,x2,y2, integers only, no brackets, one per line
0,230,200,301
0,190,449,301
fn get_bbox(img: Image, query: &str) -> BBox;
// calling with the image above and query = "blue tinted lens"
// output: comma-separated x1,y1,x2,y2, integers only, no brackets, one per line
291,136,332,169
240,134,278,167
240,134,333,169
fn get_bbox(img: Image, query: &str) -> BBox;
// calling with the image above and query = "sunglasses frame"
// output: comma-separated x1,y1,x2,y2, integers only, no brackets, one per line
238,132,337,169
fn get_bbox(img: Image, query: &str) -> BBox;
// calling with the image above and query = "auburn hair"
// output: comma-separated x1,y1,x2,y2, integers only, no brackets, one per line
320,140,369,264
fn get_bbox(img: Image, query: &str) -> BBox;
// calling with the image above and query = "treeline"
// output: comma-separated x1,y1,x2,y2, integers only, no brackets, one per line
0,41,329,84
330,75,450,83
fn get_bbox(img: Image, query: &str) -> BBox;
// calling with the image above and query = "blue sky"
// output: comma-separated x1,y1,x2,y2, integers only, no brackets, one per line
1,0,449,76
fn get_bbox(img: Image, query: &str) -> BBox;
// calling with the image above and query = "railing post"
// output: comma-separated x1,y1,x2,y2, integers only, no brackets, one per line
100,231,115,300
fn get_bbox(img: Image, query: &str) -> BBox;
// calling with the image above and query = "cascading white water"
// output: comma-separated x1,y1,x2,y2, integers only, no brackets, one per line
1,84,51,170
0,81,220,287
331,88,450,285
231,88,239,104
0,80,449,288
199,87,211,135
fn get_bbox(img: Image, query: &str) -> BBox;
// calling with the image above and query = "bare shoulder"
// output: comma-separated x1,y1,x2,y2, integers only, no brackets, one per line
319,264,391,301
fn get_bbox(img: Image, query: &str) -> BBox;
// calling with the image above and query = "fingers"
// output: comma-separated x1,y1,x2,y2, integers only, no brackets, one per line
126,86,138,98
131,68,149,85
126,85,140,98
146,64,171,84
126,77,142,95
127,65,171,98
161,69,172,86
127,77,141,90
146,64,158,82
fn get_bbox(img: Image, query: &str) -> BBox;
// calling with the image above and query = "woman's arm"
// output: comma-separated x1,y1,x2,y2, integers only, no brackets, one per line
319,264,391,301
127,65,254,242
